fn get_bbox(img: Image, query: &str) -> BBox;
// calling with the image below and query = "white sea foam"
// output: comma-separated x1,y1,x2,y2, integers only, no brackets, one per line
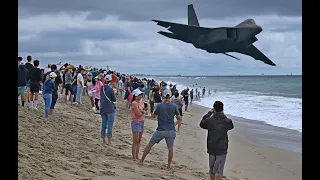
164,80,302,132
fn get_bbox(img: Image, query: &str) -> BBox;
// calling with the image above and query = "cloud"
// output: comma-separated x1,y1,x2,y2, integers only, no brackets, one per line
18,0,302,75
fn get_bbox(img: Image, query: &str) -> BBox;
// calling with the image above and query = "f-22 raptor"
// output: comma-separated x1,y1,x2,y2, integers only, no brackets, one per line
152,4,276,66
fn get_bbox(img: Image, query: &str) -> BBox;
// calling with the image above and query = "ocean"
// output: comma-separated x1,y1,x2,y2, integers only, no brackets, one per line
145,75,302,132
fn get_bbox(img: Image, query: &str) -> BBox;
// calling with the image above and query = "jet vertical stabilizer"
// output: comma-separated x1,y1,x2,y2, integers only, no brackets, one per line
188,4,200,26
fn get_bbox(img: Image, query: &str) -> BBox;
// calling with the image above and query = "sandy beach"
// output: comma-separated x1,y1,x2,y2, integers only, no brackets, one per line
18,96,302,180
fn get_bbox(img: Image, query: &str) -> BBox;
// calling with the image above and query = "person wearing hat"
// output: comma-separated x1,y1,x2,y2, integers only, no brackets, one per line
139,92,182,169
42,72,58,118
18,61,28,106
100,74,116,145
64,65,74,104
131,89,147,161
42,64,62,114
74,67,85,105
200,101,234,180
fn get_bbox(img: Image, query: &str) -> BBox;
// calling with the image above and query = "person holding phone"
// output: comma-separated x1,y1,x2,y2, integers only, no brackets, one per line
199,101,234,180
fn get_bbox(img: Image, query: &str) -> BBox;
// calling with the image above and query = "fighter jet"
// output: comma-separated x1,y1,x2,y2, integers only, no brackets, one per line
152,4,276,66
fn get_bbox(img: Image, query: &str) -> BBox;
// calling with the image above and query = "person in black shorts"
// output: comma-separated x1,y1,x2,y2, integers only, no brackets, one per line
64,65,74,104
28,59,42,110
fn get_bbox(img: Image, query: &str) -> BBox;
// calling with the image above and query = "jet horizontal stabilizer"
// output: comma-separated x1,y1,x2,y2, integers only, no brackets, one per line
223,53,240,60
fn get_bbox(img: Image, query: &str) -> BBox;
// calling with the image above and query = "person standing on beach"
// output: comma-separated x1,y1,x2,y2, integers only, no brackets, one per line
64,65,74,104
18,61,28,106
190,89,194,104
71,68,78,103
181,88,189,111
124,76,133,109
75,68,85,104
200,101,234,180
202,87,206,98
24,55,34,71
172,91,183,132
28,59,42,110
118,78,124,98
42,64,62,114
94,76,103,113
100,75,117,145
139,92,182,169
42,72,57,118
131,89,146,161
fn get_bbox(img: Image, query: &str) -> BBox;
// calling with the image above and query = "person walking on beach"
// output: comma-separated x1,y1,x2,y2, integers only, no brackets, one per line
118,78,124,98
42,72,57,118
199,101,234,180
202,87,206,98
100,75,117,145
190,89,194,104
131,89,147,161
124,76,133,109
139,92,182,169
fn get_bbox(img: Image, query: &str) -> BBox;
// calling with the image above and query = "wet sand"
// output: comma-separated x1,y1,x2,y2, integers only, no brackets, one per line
18,96,302,180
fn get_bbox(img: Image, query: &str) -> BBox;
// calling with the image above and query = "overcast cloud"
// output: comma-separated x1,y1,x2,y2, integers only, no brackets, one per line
18,0,301,75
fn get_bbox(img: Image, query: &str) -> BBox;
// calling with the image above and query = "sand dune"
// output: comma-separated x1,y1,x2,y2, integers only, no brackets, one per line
18,96,301,180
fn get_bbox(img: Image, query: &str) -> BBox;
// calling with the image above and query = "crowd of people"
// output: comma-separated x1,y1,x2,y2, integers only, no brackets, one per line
18,56,233,180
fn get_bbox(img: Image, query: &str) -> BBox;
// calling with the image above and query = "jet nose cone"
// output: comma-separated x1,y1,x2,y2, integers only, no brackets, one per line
256,25,263,33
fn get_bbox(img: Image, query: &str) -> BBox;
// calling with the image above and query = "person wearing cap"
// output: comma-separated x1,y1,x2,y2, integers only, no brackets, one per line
139,92,182,169
93,75,103,113
74,67,85,105
100,74,116,145
131,89,147,161
42,72,57,118
42,64,62,114
64,65,74,104
28,59,42,110
200,101,234,180
18,61,29,106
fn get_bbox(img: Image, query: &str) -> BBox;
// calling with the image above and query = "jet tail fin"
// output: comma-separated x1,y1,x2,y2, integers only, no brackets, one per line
188,4,200,26
223,53,240,60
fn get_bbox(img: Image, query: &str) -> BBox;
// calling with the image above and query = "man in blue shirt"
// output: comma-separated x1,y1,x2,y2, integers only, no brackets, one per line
100,74,117,145
139,93,182,169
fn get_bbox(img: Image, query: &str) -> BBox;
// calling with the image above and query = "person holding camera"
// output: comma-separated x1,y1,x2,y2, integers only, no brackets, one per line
100,75,117,146
200,101,234,180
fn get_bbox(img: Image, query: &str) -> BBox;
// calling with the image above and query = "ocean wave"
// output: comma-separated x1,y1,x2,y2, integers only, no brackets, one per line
161,80,302,132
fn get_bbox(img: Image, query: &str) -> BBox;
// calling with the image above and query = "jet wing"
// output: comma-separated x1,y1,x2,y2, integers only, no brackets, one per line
236,45,276,66
152,19,212,37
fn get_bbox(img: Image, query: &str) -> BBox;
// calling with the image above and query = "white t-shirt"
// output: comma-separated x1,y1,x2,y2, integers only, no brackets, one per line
77,73,84,87
118,80,124,90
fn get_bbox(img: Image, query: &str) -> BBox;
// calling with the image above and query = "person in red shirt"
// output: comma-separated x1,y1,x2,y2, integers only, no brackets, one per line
111,72,117,88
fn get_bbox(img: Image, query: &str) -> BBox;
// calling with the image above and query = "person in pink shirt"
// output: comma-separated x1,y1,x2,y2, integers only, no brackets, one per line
94,76,103,113
131,89,147,161
86,73,96,110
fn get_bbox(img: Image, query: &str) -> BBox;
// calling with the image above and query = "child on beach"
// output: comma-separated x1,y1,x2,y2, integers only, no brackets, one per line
42,72,57,118
94,76,103,113
86,72,96,111
131,89,147,161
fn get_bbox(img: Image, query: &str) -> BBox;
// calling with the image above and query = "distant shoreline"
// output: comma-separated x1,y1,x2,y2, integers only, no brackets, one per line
135,74,302,77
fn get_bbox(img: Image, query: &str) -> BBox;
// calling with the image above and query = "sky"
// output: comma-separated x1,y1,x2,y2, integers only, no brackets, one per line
18,0,302,76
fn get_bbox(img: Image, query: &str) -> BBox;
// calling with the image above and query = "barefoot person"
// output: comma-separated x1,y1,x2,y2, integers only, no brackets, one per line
42,72,57,118
100,75,116,145
139,93,182,169
131,89,146,161
199,101,234,180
